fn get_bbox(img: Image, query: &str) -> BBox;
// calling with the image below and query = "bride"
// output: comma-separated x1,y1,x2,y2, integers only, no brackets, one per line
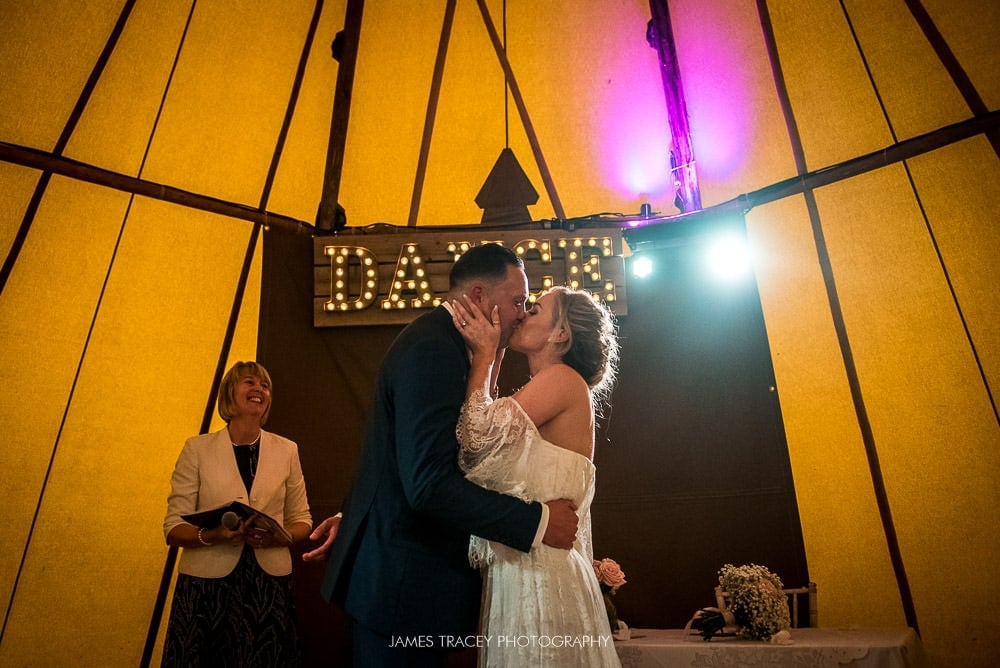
450,286,621,667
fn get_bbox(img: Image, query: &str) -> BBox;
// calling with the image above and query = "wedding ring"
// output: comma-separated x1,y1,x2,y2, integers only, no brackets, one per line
461,321,468,327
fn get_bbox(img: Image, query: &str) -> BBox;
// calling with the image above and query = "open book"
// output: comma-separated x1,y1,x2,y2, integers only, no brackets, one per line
182,500,293,544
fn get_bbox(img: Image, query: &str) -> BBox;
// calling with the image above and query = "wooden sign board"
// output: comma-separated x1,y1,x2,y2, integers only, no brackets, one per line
313,226,628,327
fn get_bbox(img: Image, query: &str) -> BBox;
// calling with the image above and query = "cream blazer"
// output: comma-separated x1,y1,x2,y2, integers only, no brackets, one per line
163,428,312,577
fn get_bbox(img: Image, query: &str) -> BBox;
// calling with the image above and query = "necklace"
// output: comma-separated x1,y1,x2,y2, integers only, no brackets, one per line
229,430,261,447
230,431,262,479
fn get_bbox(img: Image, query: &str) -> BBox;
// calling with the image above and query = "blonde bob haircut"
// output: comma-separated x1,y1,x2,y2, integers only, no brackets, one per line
217,361,273,425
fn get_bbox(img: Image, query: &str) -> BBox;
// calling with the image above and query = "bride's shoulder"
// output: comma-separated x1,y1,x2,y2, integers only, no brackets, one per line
520,364,589,403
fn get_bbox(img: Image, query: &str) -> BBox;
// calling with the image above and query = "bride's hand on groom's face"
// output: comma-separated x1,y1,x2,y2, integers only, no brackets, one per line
452,298,500,356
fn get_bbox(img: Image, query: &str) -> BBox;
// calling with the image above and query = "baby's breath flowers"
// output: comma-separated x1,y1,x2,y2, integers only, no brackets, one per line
718,563,790,641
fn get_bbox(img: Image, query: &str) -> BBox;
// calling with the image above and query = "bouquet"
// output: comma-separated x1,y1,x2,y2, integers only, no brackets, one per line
593,557,627,633
716,563,790,641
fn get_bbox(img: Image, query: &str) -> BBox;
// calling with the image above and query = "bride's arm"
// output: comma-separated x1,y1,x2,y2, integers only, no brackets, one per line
450,299,533,477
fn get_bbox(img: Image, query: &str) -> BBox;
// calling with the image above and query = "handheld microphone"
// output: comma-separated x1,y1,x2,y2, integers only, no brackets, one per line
221,511,241,531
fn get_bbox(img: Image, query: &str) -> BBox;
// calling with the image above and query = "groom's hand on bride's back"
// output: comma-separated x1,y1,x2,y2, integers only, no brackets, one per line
542,499,578,549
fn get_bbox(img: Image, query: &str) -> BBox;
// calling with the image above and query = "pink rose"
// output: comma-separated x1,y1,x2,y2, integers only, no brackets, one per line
593,557,627,590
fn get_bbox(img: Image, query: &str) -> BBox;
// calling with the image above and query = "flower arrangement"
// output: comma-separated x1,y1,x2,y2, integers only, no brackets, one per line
593,557,627,633
716,563,790,641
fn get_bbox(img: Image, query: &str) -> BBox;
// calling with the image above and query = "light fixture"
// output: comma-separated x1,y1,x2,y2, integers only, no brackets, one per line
705,235,752,281
631,255,654,279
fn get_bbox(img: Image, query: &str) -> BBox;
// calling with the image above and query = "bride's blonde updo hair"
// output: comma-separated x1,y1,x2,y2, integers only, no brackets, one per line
546,286,620,406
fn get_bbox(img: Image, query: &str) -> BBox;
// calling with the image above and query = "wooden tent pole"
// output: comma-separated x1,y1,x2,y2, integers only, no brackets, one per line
648,0,701,213
4,110,992,241
316,0,365,233
0,141,313,237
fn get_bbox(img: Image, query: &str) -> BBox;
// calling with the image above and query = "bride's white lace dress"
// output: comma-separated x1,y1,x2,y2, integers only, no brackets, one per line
457,390,621,667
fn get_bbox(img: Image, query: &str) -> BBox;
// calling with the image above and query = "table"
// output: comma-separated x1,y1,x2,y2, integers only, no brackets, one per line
615,627,929,667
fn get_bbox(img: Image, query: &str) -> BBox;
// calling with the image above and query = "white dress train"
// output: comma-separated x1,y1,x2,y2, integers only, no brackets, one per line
457,390,621,667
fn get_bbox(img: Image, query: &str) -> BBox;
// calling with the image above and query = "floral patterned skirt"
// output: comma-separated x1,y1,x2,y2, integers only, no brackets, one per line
162,545,301,667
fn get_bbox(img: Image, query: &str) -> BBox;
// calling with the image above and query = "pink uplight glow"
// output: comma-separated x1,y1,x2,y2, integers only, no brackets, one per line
592,2,751,210
592,12,675,210
616,115,674,196
672,3,751,182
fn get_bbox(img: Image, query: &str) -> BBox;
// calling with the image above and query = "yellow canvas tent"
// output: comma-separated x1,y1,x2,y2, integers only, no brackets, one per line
1,1,997,665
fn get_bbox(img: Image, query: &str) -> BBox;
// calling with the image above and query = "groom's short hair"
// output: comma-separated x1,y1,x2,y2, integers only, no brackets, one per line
449,243,523,290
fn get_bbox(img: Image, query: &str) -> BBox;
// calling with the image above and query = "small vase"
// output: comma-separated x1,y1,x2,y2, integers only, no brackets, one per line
603,593,618,633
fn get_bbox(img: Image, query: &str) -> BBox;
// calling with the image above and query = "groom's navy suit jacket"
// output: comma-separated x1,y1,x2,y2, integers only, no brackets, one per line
321,306,542,639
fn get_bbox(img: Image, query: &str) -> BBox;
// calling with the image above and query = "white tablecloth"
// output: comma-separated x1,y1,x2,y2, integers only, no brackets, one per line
615,627,929,667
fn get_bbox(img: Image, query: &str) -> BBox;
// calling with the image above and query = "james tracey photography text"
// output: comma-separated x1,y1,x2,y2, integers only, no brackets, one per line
389,635,613,649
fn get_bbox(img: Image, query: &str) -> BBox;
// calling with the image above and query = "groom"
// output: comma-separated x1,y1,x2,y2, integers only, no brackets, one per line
304,243,578,666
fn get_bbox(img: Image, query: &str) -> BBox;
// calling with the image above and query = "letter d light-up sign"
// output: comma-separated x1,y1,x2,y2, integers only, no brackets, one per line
313,226,627,327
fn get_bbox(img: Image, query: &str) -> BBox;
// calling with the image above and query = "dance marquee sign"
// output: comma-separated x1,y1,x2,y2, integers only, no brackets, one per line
313,226,627,327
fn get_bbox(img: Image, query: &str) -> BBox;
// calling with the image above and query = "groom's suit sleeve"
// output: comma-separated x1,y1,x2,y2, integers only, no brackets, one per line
392,321,541,552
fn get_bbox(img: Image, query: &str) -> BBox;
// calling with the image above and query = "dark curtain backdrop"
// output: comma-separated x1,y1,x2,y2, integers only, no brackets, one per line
259,218,808,665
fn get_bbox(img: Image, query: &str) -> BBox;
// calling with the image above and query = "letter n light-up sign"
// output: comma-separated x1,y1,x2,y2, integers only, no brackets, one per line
313,226,627,327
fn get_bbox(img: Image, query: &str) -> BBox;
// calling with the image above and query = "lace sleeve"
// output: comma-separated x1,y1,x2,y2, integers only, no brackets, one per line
457,389,536,568
456,388,536,511
456,389,532,474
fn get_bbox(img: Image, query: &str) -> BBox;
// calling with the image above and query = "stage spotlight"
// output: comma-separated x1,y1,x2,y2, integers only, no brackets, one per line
705,236,751,281
631,254,654,279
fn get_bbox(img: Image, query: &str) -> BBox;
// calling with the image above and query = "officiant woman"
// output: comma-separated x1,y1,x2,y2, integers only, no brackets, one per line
161,361,313,667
